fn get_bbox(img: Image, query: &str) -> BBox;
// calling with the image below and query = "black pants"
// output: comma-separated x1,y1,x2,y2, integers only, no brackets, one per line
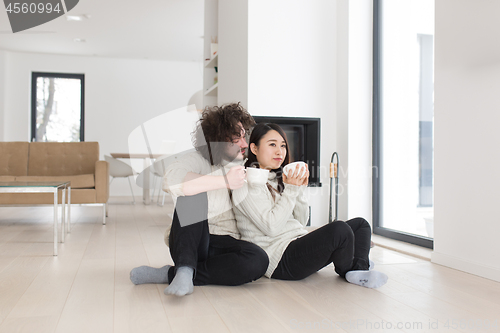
168,192,269,286
271,218,371,280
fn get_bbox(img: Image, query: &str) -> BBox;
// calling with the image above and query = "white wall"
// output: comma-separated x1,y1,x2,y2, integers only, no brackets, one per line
347,0,373,222
218,0,248,107
336,0,349,222
247,0,336,226
433,0,500,281
2,51,202,197
336,0,374,223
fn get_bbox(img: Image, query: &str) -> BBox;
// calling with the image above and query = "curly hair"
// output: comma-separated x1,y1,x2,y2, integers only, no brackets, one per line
193,102,255,165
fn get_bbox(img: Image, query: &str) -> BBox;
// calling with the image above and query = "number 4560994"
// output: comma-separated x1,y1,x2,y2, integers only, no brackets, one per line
6,2,61,14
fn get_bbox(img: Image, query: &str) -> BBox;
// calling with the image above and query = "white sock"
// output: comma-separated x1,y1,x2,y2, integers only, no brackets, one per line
369,259,375,270
345,270,388,288
164,266,194,296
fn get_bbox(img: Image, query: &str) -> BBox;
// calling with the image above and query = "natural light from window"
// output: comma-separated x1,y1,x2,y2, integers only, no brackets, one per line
380,0,435,238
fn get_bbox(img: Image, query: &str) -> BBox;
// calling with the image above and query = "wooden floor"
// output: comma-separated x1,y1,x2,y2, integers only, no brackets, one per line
1,198,499,333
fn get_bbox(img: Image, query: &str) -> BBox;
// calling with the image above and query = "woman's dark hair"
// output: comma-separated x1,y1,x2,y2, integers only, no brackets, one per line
193,102,255,165
245,123,290,197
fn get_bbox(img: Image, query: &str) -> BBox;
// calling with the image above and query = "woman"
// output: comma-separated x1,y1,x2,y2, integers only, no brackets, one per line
232,123,388,288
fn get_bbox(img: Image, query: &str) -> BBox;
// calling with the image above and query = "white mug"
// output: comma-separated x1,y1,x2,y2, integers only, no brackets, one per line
283,161,307,178
245,167,269,185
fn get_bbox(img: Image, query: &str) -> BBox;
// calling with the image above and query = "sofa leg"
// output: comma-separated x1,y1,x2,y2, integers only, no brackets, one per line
102,204,107,225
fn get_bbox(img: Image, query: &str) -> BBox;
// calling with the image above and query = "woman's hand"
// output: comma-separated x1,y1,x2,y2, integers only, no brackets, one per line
300,165,309,186
283,164,309,186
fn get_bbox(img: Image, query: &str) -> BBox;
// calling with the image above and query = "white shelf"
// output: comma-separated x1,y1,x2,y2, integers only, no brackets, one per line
204,53,218,68
203,0,219,105
204,83,218,96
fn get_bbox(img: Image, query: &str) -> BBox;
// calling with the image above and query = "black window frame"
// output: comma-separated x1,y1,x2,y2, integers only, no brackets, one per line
372,0,433,249
31,72,85,142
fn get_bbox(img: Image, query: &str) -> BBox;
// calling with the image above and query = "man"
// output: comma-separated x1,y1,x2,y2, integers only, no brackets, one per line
130,103,269,296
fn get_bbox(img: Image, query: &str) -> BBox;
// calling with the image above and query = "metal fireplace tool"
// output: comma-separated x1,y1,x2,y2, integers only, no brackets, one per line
329,152,339,223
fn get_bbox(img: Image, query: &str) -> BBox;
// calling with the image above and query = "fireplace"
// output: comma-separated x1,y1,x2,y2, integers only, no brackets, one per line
252,116,321,187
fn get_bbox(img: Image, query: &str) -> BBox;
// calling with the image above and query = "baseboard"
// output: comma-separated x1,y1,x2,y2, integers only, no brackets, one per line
371,234,432,261
431,251,500,282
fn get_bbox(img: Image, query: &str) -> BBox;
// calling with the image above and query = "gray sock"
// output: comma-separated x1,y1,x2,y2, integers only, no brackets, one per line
164,266,194,296
345,270,388,288
130,265,171,285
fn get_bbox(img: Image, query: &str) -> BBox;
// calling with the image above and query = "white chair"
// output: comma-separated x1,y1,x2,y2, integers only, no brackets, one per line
151,140,176,206
105,155,136,204
151,155,169,206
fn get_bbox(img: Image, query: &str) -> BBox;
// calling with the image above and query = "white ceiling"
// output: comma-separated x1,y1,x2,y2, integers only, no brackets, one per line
0,0,205,62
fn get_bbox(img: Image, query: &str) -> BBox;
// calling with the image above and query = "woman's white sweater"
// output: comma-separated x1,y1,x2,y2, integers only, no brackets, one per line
232,172,309,277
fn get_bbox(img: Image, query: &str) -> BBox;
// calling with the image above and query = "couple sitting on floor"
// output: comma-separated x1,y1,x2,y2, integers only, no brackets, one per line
130,103,388,296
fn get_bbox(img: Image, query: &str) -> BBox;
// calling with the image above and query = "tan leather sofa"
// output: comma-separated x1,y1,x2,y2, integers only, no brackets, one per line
0,142,109,224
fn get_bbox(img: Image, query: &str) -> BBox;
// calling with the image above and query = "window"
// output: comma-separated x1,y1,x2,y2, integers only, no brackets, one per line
373,0,434,248
31,72,85,142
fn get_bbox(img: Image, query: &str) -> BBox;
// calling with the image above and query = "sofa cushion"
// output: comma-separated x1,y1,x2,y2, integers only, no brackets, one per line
0,142,29,176
28,142,99,176
15,174,95,189
0,176,17,182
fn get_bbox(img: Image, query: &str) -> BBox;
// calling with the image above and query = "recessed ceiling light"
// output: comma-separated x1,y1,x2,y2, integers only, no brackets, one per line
66,14,91,21
73,38,86,42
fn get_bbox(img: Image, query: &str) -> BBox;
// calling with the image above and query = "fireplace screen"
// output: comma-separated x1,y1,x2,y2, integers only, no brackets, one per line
280,124,305,163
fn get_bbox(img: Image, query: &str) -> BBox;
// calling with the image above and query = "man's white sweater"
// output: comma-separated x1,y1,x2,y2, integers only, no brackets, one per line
232,172,309,277
162,151,241,242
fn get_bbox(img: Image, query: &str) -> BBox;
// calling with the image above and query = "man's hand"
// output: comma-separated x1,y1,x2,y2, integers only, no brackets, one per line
225,165,246,189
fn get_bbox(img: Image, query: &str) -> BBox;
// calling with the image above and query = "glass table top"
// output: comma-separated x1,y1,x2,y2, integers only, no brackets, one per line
0,181,70,188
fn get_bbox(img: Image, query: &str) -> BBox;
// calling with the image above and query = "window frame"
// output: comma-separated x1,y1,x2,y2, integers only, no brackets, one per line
372,0,433,249
31,72,85,142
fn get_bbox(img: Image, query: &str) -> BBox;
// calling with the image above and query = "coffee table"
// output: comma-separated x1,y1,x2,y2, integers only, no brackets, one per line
0,181,71,256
